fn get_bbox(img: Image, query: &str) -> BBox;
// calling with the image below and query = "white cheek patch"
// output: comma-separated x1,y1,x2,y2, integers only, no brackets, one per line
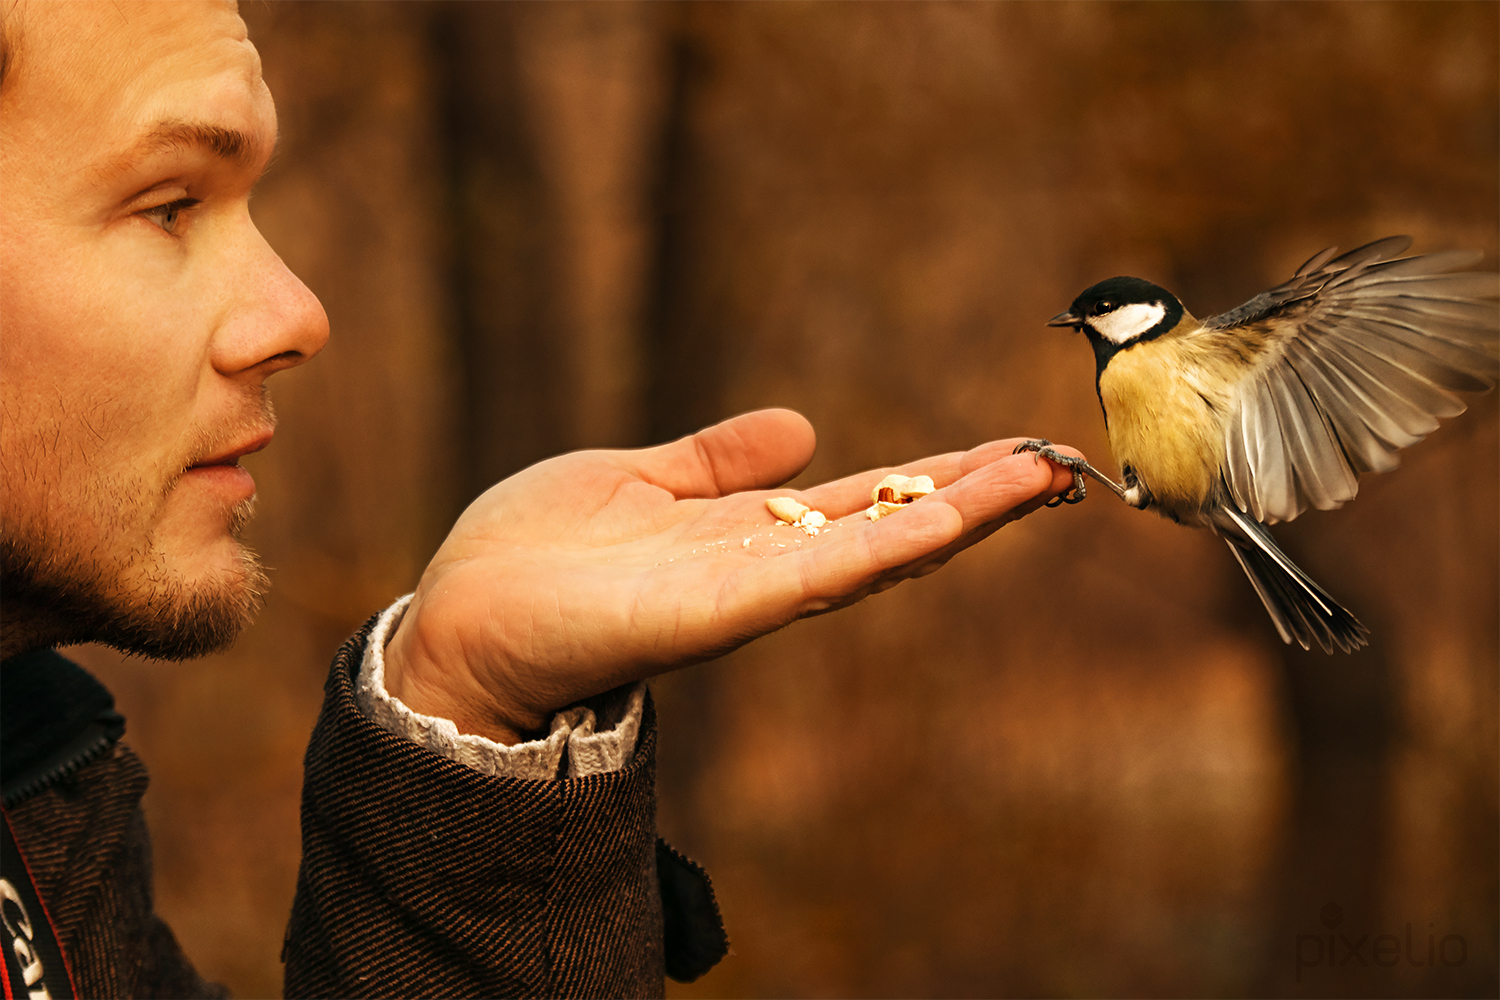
1091,302,1166,345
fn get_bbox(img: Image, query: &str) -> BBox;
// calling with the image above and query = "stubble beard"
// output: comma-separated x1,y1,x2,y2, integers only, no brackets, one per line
1,468,271,663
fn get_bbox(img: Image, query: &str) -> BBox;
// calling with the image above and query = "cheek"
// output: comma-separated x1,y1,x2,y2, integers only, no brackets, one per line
0,230,213,541
1093,303,1167,345
0,378,161,557
1,224,211,456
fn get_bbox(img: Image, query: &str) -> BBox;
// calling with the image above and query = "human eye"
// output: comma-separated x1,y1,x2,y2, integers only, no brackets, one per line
139,196,201,235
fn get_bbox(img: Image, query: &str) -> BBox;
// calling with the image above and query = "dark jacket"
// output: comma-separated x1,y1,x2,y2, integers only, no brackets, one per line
1,619,726,999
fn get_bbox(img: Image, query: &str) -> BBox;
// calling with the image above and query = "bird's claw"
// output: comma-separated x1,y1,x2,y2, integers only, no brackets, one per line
1013,439,1089,506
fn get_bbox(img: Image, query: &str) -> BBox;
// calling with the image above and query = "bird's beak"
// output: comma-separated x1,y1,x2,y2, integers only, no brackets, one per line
1047,310,1082,329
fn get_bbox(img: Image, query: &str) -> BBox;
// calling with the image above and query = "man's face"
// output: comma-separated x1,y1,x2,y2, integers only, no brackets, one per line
0,1,328,659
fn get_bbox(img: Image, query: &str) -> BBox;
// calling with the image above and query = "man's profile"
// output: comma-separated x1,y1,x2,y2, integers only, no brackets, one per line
0,2,1076,995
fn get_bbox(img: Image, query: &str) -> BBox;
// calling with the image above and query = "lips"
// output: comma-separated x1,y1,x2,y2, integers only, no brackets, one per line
189,428,274,470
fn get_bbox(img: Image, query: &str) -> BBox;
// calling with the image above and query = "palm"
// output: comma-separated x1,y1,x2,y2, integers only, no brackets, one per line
387,410,1075,738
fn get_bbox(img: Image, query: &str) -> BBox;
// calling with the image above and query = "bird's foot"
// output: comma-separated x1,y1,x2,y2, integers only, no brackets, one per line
1011,439,1128,505
1012,439,1088,506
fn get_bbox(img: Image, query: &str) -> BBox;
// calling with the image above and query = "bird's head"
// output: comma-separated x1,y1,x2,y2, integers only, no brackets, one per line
1048,276,1184,348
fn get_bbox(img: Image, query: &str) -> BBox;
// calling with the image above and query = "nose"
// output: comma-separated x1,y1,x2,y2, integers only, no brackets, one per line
211,217,330,379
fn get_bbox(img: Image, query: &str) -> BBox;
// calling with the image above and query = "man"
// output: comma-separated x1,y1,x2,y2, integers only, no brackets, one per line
0,2,1078,996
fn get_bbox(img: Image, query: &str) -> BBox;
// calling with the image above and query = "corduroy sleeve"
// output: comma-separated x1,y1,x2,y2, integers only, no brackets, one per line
282,618,670,999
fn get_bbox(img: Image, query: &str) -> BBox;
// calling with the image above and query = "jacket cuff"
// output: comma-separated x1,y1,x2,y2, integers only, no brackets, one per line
285,618,669,997
354,595,644,780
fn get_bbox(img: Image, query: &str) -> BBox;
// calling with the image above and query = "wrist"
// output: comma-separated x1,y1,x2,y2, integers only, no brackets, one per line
381,610,531,746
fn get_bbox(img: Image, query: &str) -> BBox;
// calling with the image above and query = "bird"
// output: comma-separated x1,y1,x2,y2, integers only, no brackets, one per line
1018,236,1499,653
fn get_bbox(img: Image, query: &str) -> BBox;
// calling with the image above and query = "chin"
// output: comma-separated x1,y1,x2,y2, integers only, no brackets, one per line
1,504,270,661
121,519,272,659
103,540,271,660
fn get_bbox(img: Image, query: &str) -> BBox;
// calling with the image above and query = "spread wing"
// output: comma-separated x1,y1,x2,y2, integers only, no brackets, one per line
1204,236,1499,524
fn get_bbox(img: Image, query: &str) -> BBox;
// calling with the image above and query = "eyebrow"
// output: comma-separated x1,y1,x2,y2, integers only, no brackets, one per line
99,119,275,181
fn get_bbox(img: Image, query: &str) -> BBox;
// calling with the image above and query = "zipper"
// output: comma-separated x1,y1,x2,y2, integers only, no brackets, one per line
2,648,127,809
2,721,123,808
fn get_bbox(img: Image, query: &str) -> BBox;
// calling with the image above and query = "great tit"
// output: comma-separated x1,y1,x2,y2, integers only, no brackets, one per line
1021,236,1499,653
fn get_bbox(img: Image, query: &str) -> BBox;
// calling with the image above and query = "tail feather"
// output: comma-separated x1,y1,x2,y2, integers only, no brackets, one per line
1216,504,1370,653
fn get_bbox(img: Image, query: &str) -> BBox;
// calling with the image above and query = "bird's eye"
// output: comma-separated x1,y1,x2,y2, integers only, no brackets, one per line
1094,301,1113,315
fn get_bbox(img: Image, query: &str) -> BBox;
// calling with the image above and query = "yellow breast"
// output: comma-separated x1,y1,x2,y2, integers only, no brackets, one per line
1097,338,1229,519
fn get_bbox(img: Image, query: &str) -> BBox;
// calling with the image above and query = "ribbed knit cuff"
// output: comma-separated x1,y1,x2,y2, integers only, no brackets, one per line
354,595,644,780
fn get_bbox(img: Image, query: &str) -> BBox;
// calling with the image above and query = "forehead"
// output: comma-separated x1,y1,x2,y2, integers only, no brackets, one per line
2,1,272,174
1077,276,1166,307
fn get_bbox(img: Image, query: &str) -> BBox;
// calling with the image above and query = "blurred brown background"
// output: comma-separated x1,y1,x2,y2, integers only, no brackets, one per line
66,2,1497,997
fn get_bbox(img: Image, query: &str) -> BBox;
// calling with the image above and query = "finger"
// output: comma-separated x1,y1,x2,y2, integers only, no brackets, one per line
790,454,1072,604
938,451,1079,529
834,453,1061,572
726,501,967,631
796,453,961,517
796,438,1088,518
678,453,1075,660
958,438,1086,476
877,448,1081,576
616,408,817,499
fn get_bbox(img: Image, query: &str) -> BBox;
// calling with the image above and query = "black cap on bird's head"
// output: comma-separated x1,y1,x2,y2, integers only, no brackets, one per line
1048,276,1184,348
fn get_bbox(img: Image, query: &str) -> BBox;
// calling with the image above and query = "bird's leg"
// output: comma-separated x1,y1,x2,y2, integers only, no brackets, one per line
1011,439,1128,506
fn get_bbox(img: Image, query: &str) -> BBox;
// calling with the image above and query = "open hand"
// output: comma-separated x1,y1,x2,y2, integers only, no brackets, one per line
382,409,1081,743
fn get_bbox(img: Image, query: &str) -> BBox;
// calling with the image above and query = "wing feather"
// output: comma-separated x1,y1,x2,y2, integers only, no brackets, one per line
1210,237,1498,522
1223,403,1256,515
1309,336,1442,441
1334,311,1495,392
1281,340,1400,475
1334,336,1468,417
1247,377,1297,520
1322,243,1414,290
1291,244,1343,277
1269,364,1357,511
1332,307,1494,380
1340,250,1483,282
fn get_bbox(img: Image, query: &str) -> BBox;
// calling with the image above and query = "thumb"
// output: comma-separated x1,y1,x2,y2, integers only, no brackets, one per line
615,408,817,499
